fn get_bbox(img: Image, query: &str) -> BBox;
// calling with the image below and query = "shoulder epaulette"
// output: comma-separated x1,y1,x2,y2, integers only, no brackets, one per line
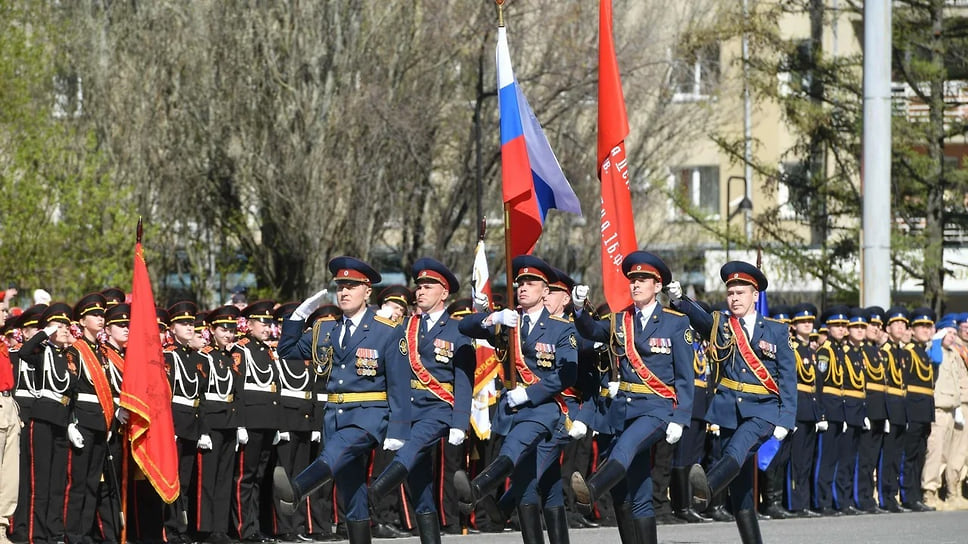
163,345,176,353
236,337,251,346
662,307,685,317
200,345,214,354
549,314,570,323
373,315,398,327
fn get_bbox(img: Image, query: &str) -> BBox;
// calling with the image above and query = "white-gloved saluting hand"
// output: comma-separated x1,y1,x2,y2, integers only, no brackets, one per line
383,438,405,451
448,428,466,446
664,281,683,302
507,386,529,408
666,422,684,444
473,292,489,312
68,422,85,449
291,289,328,321
568,420,588,440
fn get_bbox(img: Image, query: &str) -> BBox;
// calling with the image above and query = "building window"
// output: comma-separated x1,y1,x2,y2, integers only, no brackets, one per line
53,72,83,119
671,42,720,102
778,39,813,98
672,165,720,218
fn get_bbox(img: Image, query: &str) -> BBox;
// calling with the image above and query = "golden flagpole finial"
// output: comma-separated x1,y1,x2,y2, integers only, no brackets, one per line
496,0,505,27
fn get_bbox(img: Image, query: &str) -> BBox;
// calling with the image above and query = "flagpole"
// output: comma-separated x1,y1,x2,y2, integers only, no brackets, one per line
496,0,518,389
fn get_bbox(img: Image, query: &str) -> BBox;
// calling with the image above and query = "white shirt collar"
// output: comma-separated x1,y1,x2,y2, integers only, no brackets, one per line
424,308,445,328
637,301,658,323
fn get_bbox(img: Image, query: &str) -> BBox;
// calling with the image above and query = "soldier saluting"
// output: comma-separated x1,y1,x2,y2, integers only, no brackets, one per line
273,256,411,544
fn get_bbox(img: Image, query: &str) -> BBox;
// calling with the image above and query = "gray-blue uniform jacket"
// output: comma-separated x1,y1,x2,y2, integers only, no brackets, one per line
575,304,695,429
277,309,411,442
458,307,577,436
405,311,475,428
678,304,797,431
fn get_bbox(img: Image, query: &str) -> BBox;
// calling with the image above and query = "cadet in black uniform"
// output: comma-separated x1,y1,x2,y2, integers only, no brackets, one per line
879,307,910,512
97,303,131,544
856,306,888,514
63,293,112,544
20,303,77,544
901,308,937,512
164,301,202,544
194,305,245,544
10,304,45,542
233,300,282,542
785,303,823,518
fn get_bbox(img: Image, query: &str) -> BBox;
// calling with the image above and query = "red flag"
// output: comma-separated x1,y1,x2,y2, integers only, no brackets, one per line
598,1,637,312
120,238,179,503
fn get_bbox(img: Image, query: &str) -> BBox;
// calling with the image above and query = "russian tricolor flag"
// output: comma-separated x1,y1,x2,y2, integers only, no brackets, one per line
497,26,581,258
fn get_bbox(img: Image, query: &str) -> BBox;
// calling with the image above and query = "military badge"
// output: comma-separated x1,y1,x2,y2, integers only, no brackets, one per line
399,339,408,355
569,334,577,349
535,342,556,368
356,347,379,377
433,338,454,363
817,355,829,374
684,329,694,344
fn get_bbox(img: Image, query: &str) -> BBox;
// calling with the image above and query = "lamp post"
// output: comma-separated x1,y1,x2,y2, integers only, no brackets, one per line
725,175,754,260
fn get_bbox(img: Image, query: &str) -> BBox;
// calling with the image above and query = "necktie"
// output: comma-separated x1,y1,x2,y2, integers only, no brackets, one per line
521,315,531,344
340,319,352,349
639,312,647,333
422,314,430,334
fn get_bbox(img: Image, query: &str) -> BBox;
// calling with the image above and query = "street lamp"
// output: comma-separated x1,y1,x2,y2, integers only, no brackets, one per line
726,175,753,260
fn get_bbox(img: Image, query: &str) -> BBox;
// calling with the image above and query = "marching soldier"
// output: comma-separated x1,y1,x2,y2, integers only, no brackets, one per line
20,303,77,544
671,262,796,544
233,300,282,542
786,303,823,517
857,306,889,513
367,258,474,544
571,252,694,544
64,293,113,544
163,301,202,544
880,307,911,512
454,255,578,543
193,305,245,544
901,308,937,512
273,256,411,544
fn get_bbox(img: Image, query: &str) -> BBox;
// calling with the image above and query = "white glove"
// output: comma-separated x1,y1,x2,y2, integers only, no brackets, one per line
507,386,529,408
863,417,871,431
842,421,848,433
773,426,789,441
448,428,466,446
593,342,605,350
490,309,518,328
473,291,489,311
884,420,891,433
236,427,249,449
292,289,328,321
708,423,721,437
68,423,85,449
664,280,683,302
568,420,588,440
311,430,321,443
572,285,589,306
116,407,130,424
106,431,112,442
607,381,620,398
376,306,394,319
197,434,213,450
815,421,829,432
43,324,59,338
956,407,965,428
666,422,684,444
383,438,405,451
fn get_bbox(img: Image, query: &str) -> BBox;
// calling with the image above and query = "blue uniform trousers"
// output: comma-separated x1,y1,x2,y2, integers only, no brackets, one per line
605,415,666,518
318,427,378,521
500,421,569,509
814,425,841,509
719,418,774,512
879,425,905,508
855,424,885,510
385,418,449,514
835,425,861,509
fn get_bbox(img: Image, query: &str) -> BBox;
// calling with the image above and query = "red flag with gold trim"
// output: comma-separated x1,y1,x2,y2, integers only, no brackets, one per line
120,225,179,503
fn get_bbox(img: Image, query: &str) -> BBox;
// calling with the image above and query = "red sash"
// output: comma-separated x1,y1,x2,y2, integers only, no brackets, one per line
512,321,570,420
621,312,677,405
727,315,779,396
101,344,125,374
406,316,455,406
73,339,115,429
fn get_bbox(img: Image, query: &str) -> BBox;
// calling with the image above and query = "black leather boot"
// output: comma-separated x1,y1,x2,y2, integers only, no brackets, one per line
346,520,371,544
690,458,741,512
518,503,545,544
571,459,626,515
762,471,795,519
632,516,657,544
543,505,569,544
708,491,734,522
670,466,712,523
368,461,409,509
414,512,440,544
455,455,513,510
274,459,332,515
734,509,763,544
614,502,637,544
